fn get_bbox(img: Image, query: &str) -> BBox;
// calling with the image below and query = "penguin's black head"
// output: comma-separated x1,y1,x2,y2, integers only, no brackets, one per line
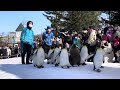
82,41,87,46
104,42,108,46
101,46,104,49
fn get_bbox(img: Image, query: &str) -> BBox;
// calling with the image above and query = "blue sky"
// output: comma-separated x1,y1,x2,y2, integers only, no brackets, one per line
0,11,108,35
0,11,51,35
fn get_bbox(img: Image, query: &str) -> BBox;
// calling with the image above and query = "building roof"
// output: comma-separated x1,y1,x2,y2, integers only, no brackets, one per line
15,23,24,31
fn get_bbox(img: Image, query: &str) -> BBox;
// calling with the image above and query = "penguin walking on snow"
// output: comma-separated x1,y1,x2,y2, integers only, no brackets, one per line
60,43,71,69
33,44,45,68
47,45,55,64
93,45,105,72
80,43,88,65
51,38,62,66
102,41,114,63
51,43,61,64
69,37,81,67
52,46,61,65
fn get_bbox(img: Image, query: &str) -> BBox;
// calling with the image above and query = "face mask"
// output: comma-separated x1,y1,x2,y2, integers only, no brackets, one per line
75,37,77,39
29,24,33,28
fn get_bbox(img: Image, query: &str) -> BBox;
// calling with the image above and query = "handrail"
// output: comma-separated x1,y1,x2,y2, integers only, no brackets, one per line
0,54,21,59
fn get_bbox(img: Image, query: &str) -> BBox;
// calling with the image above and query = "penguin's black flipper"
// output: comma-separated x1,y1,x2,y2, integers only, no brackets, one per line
48,50,54,59
85,54,95,62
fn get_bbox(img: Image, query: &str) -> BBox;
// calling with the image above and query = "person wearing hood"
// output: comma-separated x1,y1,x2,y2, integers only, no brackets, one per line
73,35,80,49
20,21,34,64
42,26,54,59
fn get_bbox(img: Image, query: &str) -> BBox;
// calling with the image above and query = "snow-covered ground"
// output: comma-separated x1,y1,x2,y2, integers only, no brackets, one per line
0,57,120,79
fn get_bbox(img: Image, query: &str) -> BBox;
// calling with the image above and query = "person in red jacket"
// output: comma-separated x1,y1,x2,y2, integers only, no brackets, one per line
102,34,108,41
114,36,119,46
113,36,120,63
102,27,110,43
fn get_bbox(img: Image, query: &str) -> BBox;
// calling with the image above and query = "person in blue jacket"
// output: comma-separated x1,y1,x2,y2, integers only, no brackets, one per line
42,26,54,59
20,21,34,64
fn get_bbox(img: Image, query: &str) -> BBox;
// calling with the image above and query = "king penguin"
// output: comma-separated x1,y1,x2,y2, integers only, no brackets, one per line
60,43,71,69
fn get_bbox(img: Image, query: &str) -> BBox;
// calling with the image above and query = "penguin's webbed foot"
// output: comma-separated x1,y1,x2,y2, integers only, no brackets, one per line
37,66,41,68
96,69,101,72
100,66,104,68
47,62,50,64
37,66,44,68
61,66,64,68
51,62,54,64
34,65,37,67
55,64,59,67
82,63,87,66
67,66,70,68
77,63,80,66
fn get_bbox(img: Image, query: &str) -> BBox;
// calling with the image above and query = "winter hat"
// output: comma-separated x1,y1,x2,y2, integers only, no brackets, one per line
45,26,52,30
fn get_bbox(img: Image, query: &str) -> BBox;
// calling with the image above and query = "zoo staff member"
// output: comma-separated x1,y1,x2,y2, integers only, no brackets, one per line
42,26,54,58
20,21,34,64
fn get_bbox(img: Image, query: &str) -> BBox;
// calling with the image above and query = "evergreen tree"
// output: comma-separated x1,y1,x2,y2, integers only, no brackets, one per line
43,11,101,34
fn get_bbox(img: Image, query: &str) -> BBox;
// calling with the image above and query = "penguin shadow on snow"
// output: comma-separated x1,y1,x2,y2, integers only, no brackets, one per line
0,64,42,79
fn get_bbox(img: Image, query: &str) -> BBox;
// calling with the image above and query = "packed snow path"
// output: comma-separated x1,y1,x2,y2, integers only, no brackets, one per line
0,57,120,79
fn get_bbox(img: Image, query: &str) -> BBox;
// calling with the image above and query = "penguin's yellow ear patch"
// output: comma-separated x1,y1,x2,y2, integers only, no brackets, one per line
97,48,102,51
82,45,86,48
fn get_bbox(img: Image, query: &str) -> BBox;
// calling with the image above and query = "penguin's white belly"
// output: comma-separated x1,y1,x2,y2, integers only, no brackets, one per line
80,47,88,64
36,48,45,66
103,51,114,63
94,51,103,69
60,49,70,66
103,44,114,63
48,49,54,63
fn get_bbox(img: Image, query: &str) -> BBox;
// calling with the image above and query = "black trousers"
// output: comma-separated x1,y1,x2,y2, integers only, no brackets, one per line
113,45,120,62
21,43,32,64
43,43,51,55
87,44,96,62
